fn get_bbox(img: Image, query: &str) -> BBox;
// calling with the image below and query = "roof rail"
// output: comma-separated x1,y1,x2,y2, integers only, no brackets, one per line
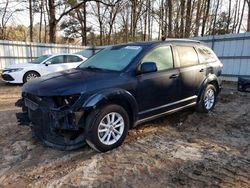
164,38,201,43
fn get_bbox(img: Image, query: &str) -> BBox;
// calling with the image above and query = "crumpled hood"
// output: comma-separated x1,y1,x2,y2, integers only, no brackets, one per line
22,68,121,96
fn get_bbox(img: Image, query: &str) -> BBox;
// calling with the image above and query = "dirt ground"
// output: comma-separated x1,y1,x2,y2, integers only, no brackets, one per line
0,80,249,188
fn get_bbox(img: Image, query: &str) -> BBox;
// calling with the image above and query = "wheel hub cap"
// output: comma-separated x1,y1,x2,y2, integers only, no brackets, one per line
204,89,215,110
98,112,124,145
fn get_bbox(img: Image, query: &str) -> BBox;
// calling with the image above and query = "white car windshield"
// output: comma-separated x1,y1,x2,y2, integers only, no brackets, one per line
30,55,51,64
78,46,142,71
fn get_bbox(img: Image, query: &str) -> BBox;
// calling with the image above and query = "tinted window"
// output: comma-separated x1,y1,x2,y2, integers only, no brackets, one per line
49,55,65,64
141,46,173,71
66,55,82,63
175,46,198,67
197,47,218,63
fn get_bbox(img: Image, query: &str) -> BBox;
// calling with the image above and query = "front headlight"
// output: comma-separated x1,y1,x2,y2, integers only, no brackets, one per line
7,68,24,73
53,94,81,108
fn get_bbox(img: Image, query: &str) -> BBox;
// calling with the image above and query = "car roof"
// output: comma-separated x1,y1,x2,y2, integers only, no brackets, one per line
46,53,83,56
116,39,205,47
84,45,111,50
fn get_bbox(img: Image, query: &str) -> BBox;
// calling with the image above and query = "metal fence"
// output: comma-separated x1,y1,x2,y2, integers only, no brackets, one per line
1,34,250,78
0,40,86,70
193,32,250,79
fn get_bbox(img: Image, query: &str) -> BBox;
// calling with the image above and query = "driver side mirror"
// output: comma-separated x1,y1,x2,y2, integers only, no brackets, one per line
45,61,52,66
137,62,157,74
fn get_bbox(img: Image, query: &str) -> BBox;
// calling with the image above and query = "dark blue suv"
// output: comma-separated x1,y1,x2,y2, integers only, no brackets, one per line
16,39,223,152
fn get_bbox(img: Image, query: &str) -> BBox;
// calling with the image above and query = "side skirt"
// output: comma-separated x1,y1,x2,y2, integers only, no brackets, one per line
135,102,196,126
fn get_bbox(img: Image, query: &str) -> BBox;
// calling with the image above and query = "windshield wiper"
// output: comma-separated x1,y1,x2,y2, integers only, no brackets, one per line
84,66,106,71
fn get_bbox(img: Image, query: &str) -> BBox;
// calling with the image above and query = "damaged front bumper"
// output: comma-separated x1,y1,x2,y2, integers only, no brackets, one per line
16,94,87,150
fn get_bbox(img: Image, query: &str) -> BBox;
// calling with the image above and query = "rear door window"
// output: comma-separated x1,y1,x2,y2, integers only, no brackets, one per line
175,46,199,67
49,55,65,64
66,55,83,63
141,46,174,71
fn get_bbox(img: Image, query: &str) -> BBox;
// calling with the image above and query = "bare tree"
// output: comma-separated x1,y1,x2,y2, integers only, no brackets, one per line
238,0,246,33
29,0,33,42
185,0,192,37
201,0,211,36
0,0,22,40
180,0,186,37
194,0,202,36
246,0,250,32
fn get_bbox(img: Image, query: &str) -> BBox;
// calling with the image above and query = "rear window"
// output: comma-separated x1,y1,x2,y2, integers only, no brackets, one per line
175,46,199,67
197,47,218,63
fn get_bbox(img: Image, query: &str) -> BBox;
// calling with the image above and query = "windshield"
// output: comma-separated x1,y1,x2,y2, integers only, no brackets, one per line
78,45,142,71
76,49,101,58
30,55,51,64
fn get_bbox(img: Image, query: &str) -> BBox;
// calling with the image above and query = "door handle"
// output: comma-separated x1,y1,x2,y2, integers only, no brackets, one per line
199,68,205,72
169,74,179,79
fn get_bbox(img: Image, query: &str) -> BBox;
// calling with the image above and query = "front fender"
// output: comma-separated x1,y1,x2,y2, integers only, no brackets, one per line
82,88,138,123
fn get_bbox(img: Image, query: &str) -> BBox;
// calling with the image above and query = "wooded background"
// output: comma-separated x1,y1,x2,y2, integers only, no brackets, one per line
0,0,250,46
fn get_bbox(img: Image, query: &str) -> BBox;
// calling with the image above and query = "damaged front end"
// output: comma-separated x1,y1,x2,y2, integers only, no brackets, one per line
16,93,87,150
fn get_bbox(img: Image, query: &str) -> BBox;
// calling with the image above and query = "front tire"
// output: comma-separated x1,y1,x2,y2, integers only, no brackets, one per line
23,71,40,83
85,104,129,152
196,84,217,113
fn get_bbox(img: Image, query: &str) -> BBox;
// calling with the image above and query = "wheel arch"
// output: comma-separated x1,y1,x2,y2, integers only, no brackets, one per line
82,88,138,128
23,70,41,83
197,74,221,103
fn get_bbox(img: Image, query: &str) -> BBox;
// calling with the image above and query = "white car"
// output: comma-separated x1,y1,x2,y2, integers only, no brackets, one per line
1,54,86,84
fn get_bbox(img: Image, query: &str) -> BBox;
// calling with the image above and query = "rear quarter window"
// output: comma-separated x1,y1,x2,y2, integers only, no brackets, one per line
175,46,199,67
197,47,218,63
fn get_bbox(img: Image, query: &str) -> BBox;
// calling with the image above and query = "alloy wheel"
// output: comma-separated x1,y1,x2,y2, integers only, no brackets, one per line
204,89,215,110
97,112,125,145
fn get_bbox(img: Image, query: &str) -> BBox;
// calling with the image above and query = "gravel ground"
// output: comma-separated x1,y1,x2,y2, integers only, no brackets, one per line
0,80,249,188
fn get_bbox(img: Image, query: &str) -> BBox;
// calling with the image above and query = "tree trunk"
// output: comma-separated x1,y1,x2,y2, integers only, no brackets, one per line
180,0,186,38
29,0,33,42
168,0,172,37
232,0,240,33
147,0,151,40
201,0,210,36
212,0,220,35
97,2,103,45
238,0,246,33
160,0,165,39
48,0,57,43
83,2,87,46
227,0,232,33
39,0,43,43
143,1,148,41
247,1,250,32
194,0,202,36
185,0,192,37
174,3,181,37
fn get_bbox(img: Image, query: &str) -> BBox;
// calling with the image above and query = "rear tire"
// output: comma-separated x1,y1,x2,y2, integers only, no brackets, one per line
196,84,217,113
23,71,40,83
85,104,129,152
